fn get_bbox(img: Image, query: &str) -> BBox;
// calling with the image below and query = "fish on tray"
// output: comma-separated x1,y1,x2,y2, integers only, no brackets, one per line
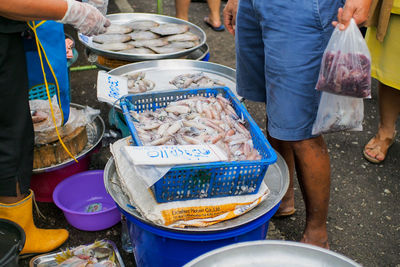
104,24,133,34
129,30,160,40
124,47,156,54
129,95,261,161
54,240,118,267
129,38,169,47
165,32,200,42
123,20,160,31
148,41,197,54
148,45,184,54
92,33,131,44
170,72,226,88
150,23,190,35
93,42,134,51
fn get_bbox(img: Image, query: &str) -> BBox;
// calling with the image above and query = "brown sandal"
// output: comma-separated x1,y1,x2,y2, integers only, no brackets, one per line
363,131,397,163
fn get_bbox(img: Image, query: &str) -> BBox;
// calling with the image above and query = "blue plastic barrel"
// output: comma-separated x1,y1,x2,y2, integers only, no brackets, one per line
202,52,210,62
120,203,279,267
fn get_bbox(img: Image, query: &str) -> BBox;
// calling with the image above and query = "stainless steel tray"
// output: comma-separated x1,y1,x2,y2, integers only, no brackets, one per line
108,59,237,98
104,151,289,233
183,240,361,267
79,13,207,61
32,103,105,173
86,43,210,71
29,239,125,267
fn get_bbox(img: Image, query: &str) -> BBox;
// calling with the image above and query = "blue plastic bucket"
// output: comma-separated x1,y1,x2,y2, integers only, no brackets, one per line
120,203,279,267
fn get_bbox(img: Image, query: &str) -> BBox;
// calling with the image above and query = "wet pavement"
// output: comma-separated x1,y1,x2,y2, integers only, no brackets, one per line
20,0,399,266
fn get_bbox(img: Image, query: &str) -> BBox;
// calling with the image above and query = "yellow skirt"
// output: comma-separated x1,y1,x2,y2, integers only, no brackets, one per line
365,14,400,90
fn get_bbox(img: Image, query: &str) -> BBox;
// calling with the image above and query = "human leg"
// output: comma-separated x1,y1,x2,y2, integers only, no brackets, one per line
0,32,68,255
204,0,224,30
175,0,191,21
292,137,330,248
245,0,341,248
268,135,296,217
0,183,26,204
0,32,33,198
364,82,399,163
363,15,400,163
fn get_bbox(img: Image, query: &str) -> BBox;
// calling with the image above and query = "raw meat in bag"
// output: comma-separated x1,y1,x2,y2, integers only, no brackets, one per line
316,19,371,98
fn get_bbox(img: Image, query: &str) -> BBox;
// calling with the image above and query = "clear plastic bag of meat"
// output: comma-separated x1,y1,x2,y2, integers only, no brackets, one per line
312,91,364,135
316,19,371,98
30,98,100,144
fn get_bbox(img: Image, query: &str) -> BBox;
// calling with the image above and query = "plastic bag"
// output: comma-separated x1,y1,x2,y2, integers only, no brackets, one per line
312,92,364,135
110,137,270,228
316,19,371,98
30,97,100,144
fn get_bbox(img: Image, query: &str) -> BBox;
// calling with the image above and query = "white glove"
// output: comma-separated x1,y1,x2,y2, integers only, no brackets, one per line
84,0,109,16
60,0,110,36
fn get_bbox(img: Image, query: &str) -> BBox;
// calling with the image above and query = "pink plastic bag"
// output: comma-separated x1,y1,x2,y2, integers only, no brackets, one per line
316,19,371,98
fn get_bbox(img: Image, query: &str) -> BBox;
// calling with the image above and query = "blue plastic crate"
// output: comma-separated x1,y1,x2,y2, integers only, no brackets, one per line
120,87,277,203
29,84,56,100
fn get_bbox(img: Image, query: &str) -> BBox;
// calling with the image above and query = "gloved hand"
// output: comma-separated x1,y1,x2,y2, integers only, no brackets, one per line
60,0,110,36
85,0,109,16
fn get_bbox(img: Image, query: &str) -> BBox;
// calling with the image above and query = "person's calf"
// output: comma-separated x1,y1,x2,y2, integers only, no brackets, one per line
275,187,295,217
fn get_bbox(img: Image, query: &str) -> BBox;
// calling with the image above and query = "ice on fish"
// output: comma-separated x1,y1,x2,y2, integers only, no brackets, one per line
124,47,156,54
129,38,169,47
93,42,134,51
92,33,131,44
104,24,133,34
124,20,160,31
165,32,200,42
129,30,160,40
150,23,190,35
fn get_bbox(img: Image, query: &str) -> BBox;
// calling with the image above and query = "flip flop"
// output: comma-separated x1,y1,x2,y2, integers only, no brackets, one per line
274,208,296,218
204,17,225,32
363,131,397,164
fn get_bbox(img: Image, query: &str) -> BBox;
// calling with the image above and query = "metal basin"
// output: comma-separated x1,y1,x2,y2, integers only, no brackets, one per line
32,103,105,173
104,151,289,233
107,59,237,100
183,240,362,267
79,13,206,61
86,43,210,71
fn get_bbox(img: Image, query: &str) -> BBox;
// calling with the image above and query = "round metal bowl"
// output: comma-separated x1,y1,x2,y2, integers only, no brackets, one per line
107,59,237,100
85,43,210,71
32,103,105,173
104,151,289,233
183,240,362,267
79,13,207,61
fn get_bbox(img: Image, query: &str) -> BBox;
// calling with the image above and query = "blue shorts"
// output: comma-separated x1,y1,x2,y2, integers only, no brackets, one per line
236,0,344,141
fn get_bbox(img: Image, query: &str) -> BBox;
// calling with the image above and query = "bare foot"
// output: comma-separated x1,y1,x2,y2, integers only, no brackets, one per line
204,16,224,30
301,234,329,249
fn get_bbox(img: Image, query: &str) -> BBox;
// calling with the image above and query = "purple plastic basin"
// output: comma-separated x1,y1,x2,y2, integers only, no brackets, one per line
53,170,120,231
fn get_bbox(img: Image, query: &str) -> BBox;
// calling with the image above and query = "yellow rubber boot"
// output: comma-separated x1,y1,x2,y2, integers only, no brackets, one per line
0,189,69,255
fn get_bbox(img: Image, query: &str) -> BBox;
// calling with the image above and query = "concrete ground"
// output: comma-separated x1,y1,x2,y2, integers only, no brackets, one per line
21,0,399,266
